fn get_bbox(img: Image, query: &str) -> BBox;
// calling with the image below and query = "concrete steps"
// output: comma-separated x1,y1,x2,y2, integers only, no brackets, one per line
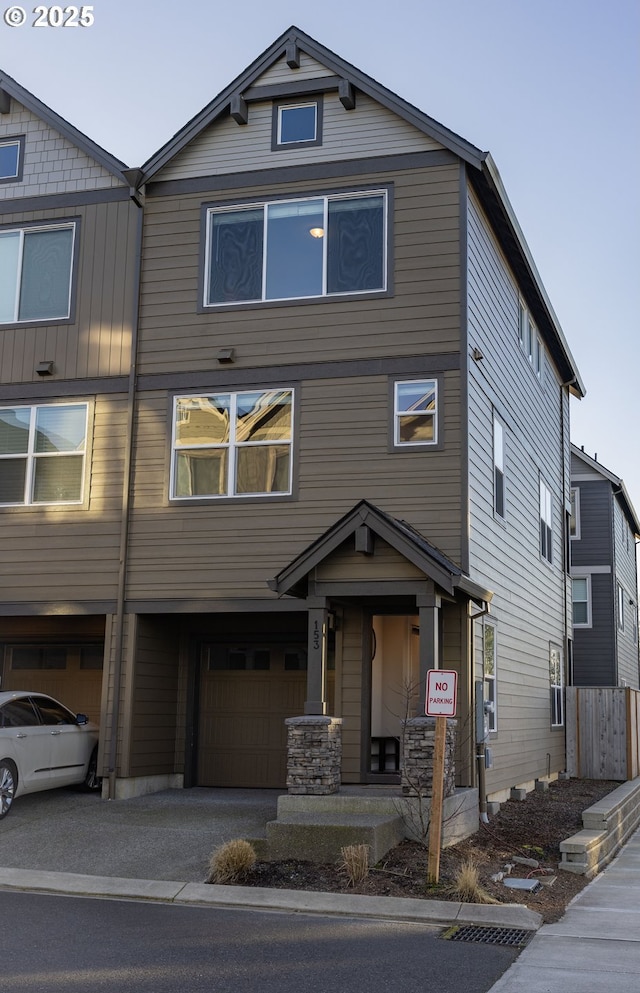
266,810,405,863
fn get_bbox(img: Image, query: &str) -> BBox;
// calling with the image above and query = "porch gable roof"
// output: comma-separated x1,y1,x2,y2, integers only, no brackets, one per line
268,500,492,605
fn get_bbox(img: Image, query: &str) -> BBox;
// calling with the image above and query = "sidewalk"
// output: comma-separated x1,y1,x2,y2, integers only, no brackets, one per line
487,826,640,991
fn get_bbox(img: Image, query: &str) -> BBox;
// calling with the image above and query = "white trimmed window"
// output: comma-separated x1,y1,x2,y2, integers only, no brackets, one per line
483,620,497,732
0,222,75,323
572,576,591,627
394,380,437,446
518,299,543,381
171,390,293,499
569,487,580,539
540,478,553,563
277,102,318,145
0,403,88,505
493,416,505,518
550,644,564,727
617,583,625,630
0,139,21,181
204,191,387,305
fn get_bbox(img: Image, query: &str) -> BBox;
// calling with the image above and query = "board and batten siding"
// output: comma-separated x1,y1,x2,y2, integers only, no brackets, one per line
155,90,443,182
0,100,123,199
125,369,463,602
0,393,128,604
0,199,139,384
466,187,570,795
126,615,181,778
138,163,461,376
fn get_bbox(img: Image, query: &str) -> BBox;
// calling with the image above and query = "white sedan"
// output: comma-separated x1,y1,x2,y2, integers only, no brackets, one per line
0,691,100,819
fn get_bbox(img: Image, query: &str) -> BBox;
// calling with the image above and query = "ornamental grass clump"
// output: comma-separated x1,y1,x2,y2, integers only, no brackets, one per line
338,843,370,887
207,839,257,884
448,859,499,904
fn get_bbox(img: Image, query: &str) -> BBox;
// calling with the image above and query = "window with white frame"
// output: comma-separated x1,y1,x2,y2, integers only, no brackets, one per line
394,380,437,446
204,190,386,306
0,138,22,182
171,390,293,499
0,222,75,324
572,576,591,626
518,299,543,381
617,582,625,630
493,416,505,518
540,478,553,563
275,101,320,146
549,644,564,727
483,619,497,732
569,487,580,539
0,403,88,505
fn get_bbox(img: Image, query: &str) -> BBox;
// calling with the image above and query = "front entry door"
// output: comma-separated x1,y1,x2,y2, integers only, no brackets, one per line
198,642,307,788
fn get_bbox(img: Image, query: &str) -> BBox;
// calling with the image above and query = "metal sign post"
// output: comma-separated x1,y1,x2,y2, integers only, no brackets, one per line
425,670,457,885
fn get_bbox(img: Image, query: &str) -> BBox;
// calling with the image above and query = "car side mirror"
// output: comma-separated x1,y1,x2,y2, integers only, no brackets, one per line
76,713,88,725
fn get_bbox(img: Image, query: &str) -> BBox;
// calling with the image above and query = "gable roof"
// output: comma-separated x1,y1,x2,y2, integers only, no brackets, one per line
571,445,640,536
138,26,584,399
0,69,129,184
268,499,493,604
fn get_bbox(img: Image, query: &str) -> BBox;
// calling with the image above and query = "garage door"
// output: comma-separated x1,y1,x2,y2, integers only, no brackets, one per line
198,642,307,788
1,643,103,725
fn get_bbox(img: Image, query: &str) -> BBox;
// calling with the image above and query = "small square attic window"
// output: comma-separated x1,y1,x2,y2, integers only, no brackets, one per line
273,100,322,149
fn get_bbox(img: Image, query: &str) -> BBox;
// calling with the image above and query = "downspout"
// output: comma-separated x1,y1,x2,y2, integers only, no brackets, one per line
470,604,490,823
107,182,144,800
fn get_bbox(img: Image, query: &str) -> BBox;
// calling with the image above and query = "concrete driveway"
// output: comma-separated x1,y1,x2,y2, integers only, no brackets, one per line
0,786,283,882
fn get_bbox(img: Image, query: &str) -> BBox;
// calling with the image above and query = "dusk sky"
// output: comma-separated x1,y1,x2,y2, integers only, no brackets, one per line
1,0,639,521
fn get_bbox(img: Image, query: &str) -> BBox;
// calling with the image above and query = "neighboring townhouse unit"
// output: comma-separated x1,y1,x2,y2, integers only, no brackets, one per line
0,27,586,810
0,72,139,727
570,445,640,687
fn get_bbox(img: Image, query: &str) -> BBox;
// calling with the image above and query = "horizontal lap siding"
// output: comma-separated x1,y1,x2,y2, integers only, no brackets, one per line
137,165,461,375
128,616,180,777
156,91,441,181
466,188,569,794
125,372,462,600
0,200,137,384
0,394,127,602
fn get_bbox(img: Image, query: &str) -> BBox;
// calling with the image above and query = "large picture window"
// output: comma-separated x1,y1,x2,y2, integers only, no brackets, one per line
171,390,293,499
0,222,75,324
205,191,387,306
0,403,88,505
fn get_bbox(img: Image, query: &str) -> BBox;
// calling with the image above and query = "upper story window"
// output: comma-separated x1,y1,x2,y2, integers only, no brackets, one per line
394,379,437,446
204,190,387,307
171,390,293,500
569,487,580,539
518,299,544,382
0,137,23,182
274,100,322,148
540,477,553,564
572,576,591,627
493,416,505,518
0,222,76,324
0,402,88,506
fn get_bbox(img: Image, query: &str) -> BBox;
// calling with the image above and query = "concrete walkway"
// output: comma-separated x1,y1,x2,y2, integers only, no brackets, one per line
487,826,640,991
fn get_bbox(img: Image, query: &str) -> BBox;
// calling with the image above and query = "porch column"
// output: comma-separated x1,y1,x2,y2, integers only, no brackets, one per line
305,598,328,715
416,592,441,717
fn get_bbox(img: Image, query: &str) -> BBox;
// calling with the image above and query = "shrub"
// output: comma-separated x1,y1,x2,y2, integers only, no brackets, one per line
338,844,370,887
207,839,257,884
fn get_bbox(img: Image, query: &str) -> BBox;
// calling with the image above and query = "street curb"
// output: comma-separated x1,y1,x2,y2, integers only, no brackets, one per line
0,867,543,930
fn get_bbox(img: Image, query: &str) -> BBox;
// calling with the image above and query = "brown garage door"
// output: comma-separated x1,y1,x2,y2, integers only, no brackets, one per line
198,642,306,788
1,642,104,724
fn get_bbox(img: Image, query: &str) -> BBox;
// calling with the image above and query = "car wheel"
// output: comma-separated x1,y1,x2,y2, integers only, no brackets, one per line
0,760,17,819
83,747,102,792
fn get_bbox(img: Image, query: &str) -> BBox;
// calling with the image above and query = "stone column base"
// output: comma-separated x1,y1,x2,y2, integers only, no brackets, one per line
285,716,342,795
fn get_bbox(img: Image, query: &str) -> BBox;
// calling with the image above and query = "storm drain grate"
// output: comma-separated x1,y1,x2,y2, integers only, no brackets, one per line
442,925,534,947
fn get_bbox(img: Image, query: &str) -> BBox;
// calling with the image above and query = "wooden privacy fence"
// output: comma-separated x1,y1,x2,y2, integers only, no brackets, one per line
566,687,640,781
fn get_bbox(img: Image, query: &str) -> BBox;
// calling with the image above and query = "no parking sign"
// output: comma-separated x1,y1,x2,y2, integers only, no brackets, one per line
425,669,457,717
